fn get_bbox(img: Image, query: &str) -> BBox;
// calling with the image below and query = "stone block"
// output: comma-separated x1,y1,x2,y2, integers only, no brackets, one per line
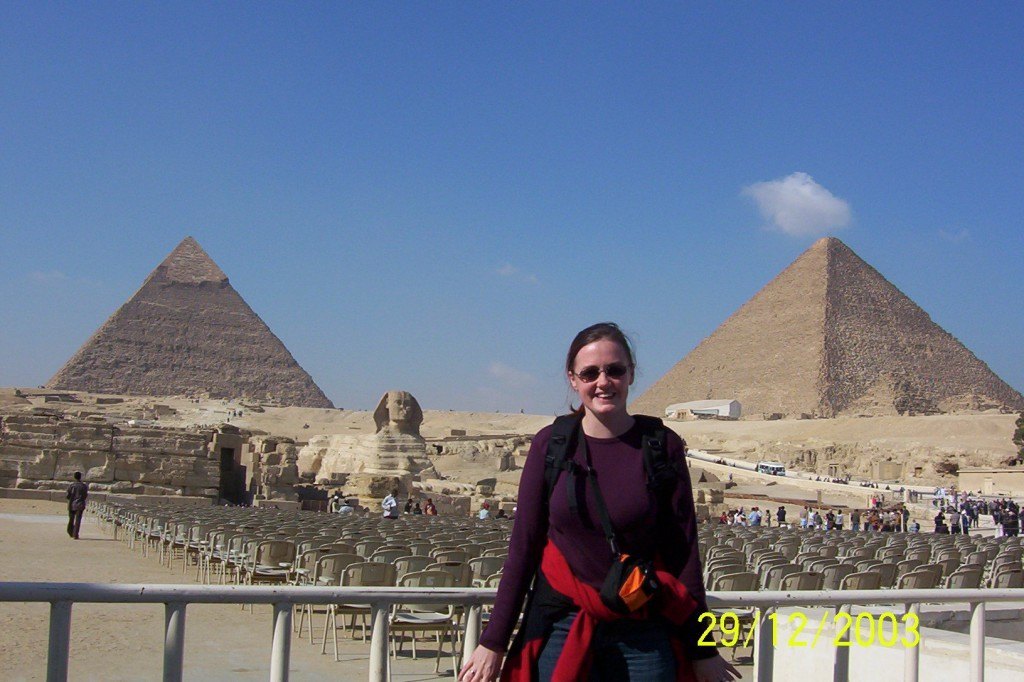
4,436,58,449
0,444,47,461
0,487,53,500
63,425,115,441
17,451,57,479
2,414,59,427
54,451,114,483
5,422,61,436
171,439,208,455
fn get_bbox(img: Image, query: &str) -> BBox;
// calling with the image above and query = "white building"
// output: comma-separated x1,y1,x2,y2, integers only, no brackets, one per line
664,399,741,420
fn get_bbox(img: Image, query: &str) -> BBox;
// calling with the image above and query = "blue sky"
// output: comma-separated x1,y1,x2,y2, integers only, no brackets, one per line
2,3,1022,414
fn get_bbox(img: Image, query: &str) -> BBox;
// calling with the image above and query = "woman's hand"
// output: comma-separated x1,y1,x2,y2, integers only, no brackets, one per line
458,644,504,682
691,652,741,682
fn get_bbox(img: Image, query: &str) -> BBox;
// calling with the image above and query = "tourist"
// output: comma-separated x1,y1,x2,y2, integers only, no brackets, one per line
851,509,861,531
776,506,787,527
381,489,399,519
328,491,342,513
413,502,423,515
424,498,438,516
1002,506,1020,537
338,498,355,515
835,510,844,531
908,518,920,532
799,506,809,529
66,471,88,539
748,507,762,527
478,502,491,520
404,498,414,515
495,508,507,520
459,322,737,682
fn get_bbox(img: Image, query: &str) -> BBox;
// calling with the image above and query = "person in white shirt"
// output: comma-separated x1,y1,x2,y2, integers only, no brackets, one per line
382,490,399,519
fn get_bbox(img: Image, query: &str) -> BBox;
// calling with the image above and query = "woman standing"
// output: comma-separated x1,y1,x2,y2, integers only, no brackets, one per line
459,323,738,682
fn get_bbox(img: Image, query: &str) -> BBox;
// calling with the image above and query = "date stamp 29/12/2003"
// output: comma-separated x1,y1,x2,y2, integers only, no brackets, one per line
698,610,921,649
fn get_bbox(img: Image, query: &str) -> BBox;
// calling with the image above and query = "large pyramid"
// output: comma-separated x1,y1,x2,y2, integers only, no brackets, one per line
47,237,335,408
632,237,1024,418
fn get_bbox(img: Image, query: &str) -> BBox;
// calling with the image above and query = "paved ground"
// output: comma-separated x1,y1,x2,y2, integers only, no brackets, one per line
0,500,753,681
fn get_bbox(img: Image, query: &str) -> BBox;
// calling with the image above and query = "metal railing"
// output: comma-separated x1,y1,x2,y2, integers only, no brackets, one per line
1,582,1021,682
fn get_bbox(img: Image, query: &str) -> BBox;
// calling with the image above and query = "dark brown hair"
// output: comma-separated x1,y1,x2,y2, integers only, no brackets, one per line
565,322,636,413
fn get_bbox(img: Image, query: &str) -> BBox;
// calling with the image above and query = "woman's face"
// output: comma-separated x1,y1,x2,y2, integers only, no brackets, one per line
568,338,634,421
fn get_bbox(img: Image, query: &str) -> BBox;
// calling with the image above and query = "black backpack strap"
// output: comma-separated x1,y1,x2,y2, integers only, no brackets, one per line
634,415,680,522
544,413,583,515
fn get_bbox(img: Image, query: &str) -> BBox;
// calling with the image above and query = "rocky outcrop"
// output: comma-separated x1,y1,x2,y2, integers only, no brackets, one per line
47,236,333,408
632,237,1024,418
0,411,219,496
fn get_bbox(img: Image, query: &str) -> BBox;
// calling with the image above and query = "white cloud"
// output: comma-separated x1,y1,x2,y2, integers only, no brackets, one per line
487,362,539,390
742,172,852,237
28,270,68,285
939,228,970,243
496,263,539,284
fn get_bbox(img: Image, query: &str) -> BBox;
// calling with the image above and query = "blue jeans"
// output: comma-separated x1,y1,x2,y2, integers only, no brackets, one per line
537,613,676,681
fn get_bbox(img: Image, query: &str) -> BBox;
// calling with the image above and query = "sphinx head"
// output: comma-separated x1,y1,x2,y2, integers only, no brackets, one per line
373,390,423,435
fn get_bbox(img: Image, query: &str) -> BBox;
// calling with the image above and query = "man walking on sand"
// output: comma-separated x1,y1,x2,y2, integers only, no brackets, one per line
66,471,88,539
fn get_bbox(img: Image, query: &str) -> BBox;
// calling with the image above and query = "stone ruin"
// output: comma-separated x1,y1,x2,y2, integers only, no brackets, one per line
0,410,219,498
297,390,437,502
247,436,302,508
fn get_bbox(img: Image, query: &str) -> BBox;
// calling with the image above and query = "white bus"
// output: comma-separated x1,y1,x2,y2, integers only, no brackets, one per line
756,461,786,476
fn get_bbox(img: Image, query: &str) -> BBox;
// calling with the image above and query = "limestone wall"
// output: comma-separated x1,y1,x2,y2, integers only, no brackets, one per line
0,411,219,497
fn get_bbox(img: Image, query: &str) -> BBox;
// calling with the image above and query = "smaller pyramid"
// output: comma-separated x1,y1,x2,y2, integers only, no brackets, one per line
47,237,334,408
632,238,1024,418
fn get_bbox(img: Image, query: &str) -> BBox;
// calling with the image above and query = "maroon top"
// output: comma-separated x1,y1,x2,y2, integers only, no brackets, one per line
480,419,711,654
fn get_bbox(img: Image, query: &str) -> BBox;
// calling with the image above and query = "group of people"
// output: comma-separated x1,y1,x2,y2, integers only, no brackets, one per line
717,506,784,527
928,495,1021,537
327,491,357,515
989,499,1020,537
477,502,511,521
715,504,920,533
380,489,438,519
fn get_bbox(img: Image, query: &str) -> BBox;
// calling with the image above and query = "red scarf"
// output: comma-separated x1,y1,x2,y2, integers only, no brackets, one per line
502,541,699,681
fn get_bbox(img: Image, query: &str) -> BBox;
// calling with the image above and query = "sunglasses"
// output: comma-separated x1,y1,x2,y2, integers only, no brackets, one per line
573,363,630,383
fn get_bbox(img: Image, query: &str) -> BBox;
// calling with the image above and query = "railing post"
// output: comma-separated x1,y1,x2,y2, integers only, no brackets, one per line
163,602,186,682
270,602,292,682
903,602,920,682
368,601,390,682
462,603,482,663
46,600,72,682
833,605,850,682
754,606,774,682
969,601,985,682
